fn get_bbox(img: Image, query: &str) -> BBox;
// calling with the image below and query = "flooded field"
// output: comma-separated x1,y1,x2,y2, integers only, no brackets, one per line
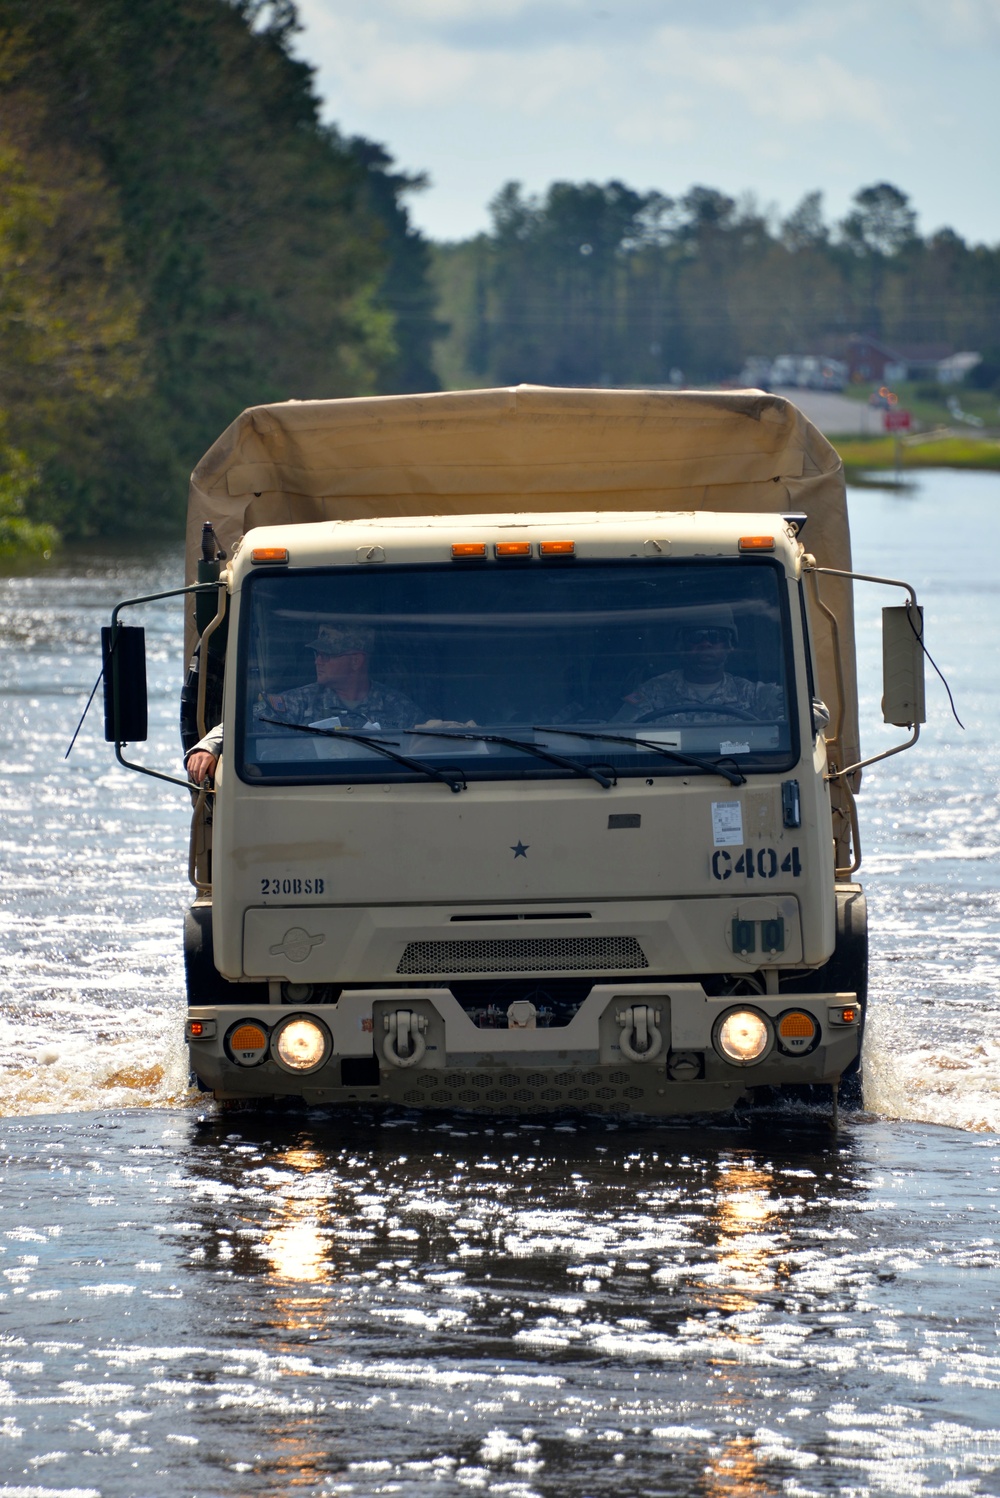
0,469,998,1496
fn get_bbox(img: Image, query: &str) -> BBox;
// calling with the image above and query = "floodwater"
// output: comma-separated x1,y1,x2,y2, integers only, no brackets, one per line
0,470,998,1497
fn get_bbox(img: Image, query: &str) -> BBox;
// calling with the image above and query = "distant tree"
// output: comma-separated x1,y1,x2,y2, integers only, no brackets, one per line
782,191,828,251
840,183,918,257
467,180,683,387
678,186,736,234
0,44,148,542
0,106,146,429
343,134,444,393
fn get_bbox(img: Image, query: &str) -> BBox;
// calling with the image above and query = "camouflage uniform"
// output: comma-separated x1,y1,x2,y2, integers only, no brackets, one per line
185,680,424,768
613,670,784,724
257,680,423,732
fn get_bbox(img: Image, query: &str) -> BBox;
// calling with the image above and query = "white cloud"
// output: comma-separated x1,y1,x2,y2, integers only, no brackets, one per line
912,0,1000,45
298,8,891,134
660,44,895,136
290,0,1000,243
296,13,616,115
375,0,575,18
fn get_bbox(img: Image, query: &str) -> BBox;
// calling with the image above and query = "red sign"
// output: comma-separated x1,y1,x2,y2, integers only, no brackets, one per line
884,409,911,431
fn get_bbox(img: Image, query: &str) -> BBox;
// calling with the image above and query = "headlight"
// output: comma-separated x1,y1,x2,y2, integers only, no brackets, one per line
272,1015,331,1074
714,1008,772,1065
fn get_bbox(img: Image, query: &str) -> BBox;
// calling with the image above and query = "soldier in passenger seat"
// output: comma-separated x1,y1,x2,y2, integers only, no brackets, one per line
612,611,785,724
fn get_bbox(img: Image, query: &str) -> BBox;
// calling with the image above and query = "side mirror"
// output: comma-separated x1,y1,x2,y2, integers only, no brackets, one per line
102,625,149,742
882,604,925,728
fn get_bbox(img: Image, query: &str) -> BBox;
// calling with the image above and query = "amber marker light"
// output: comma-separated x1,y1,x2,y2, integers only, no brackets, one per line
738,535,775,551
776,1009,819,1055
226,1020,269,1067
250,546,289,564
495,541,532,557
828,1004,859,1025
451,543,488,558
189,1020,204,1037
539,540,575,556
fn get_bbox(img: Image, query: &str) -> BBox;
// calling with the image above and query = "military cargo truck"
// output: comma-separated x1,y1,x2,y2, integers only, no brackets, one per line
102,387,927,1115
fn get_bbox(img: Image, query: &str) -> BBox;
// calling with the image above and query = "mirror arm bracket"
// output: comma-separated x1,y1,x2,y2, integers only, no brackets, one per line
802,560,923,782
802,560,918,611
108,582,221,793
826,723,920,783
195,583,229,739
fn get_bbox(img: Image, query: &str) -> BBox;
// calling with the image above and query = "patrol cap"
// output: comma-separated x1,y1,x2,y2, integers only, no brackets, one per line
306,624,375,656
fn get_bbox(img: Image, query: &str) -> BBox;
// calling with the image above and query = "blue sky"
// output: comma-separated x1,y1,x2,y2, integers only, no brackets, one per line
292,0,1000,245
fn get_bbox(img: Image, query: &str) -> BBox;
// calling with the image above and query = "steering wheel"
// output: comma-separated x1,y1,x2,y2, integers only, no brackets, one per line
632,701,760,724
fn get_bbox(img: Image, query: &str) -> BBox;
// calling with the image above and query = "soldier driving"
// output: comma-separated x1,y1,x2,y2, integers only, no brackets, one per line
185,623,425,784
612,607,785,724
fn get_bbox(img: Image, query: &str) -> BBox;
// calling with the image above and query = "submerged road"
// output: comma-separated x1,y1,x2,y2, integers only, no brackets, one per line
0,1108,998,1496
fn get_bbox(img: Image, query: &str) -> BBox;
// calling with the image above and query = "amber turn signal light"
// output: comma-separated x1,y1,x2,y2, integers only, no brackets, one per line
779,1012,816,1038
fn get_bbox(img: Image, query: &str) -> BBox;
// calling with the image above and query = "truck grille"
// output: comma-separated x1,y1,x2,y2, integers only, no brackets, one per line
396,935,648,975
395,1069,649,1111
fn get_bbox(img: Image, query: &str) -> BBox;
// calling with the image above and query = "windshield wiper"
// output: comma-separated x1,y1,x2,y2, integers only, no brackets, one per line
532,726,746,787
258,717,468,793
406,727,616,790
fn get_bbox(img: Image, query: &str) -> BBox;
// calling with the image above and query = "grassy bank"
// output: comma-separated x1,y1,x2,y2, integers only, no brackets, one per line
835,433,1000,476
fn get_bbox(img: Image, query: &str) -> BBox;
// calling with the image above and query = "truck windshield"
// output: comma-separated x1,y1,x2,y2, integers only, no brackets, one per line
236,559,797,785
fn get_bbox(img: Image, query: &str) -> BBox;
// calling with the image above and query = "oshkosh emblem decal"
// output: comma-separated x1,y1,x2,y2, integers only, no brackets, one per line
269,927,325,962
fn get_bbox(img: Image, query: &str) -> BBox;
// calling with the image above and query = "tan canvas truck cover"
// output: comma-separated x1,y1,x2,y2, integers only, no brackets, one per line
187,384,858,769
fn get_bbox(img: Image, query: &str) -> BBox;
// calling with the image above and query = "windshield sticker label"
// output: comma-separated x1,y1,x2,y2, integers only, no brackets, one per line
712,801,744,846
719,740,750,755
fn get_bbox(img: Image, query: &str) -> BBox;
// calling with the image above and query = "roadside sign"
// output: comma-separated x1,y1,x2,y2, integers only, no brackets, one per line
884,409,912,431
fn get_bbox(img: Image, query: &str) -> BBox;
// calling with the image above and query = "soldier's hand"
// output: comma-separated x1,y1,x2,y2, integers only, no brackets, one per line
411,719,478,730
186,751,218,784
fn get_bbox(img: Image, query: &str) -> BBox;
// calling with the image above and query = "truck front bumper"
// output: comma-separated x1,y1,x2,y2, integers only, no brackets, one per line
187,982,861,1115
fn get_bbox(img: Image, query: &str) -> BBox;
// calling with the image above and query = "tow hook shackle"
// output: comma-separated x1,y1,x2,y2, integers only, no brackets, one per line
382,1009,428,1068
615,1004,663,1062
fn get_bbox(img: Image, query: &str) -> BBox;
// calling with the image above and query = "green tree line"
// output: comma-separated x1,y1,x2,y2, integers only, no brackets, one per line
0,0,440,554
432,180,1000,392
